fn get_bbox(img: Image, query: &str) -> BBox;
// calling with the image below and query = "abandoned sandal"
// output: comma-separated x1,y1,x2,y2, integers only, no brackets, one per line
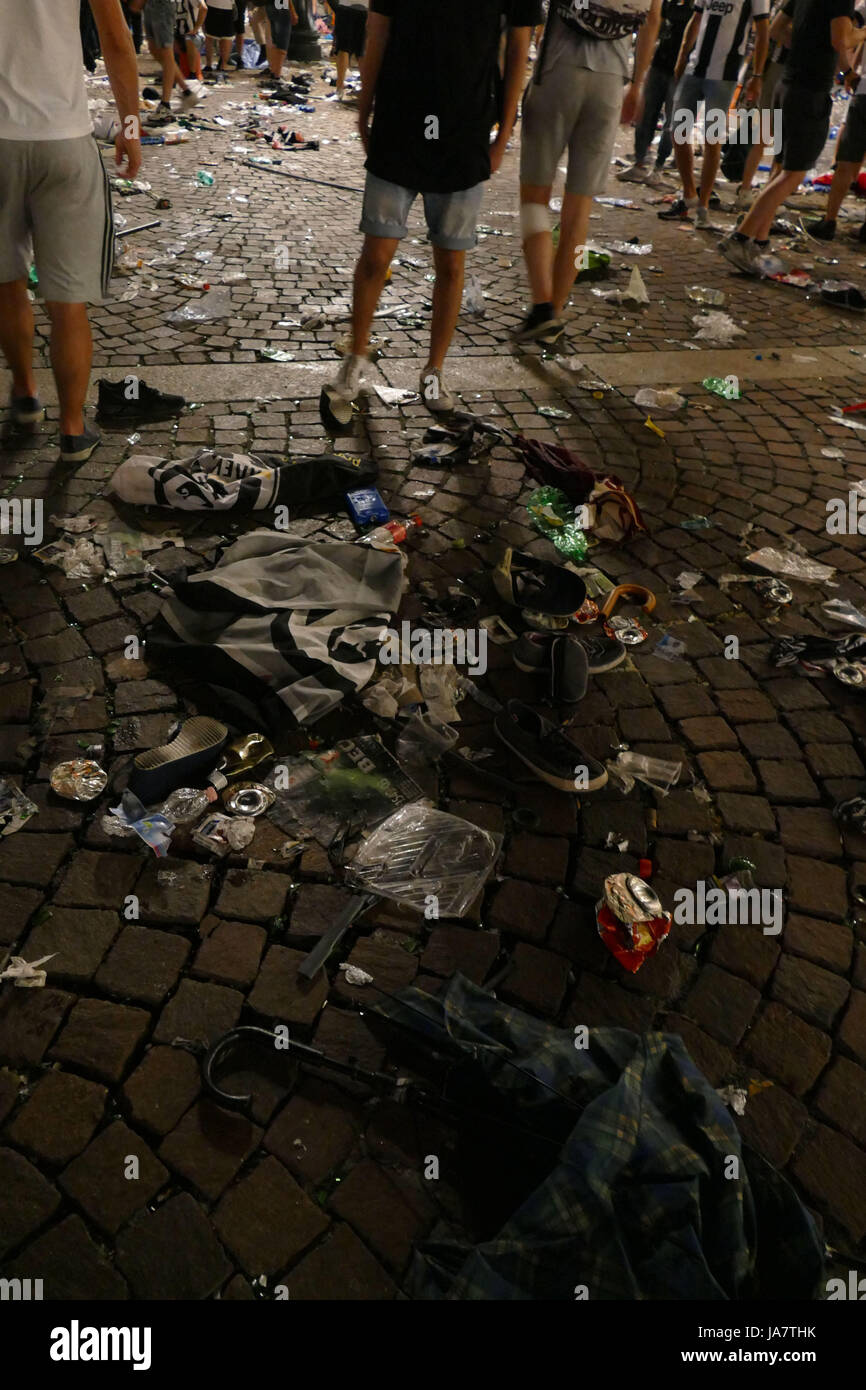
127,716,229,805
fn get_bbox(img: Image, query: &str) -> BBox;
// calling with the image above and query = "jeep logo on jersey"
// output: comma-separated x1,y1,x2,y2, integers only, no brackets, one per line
706,0,736,13
555,0,651,41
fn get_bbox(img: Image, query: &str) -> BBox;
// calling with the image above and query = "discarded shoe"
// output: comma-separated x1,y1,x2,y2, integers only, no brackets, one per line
127,716,229,805
97,378,186,421
513,631,589,708
494,699,607,792
320,354,364,432
575,631,626,674
808,217,836,241
616,163,648,183
820,283,866,312
493,547,586,616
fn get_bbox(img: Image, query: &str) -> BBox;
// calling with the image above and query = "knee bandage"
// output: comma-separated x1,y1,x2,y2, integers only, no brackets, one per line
520,202,551,238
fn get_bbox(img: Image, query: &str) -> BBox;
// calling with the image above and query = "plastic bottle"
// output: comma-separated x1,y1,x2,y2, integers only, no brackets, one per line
195,170,215,186
358,514,422,549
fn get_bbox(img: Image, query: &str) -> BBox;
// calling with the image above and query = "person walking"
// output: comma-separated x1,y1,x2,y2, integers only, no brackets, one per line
0,0,141,462
617,0,692,185
320,0,541,431
720,0,856,271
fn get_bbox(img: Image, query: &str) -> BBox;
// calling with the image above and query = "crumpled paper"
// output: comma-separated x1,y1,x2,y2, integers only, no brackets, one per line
0,954,55,988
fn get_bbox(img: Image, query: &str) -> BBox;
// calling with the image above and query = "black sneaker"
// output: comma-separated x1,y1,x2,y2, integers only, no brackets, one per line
8,393,45,428
59,424,101,463
494,699,608,793
127,716,229,806
551,634,589,707
575,631,626,674
514,303,564,343
202,66,217,83
97,377,186,421
658,197,695,221
859,222,866,244
229,52,243,69
808,218,837,241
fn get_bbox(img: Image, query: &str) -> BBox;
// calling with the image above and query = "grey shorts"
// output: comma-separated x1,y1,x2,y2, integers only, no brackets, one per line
839,93,866,164
360,173,484,250
520,68,624,197
673,73,737,126
144,0,176,48
0,136,114,302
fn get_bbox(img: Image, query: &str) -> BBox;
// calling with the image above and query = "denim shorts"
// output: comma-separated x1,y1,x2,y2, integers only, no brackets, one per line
359,173,484,250
144,0,176,48
266,2,292,49
674,72,737,123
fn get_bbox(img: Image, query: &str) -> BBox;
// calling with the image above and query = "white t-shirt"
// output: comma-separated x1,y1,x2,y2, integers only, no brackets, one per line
687,0,770,84
0,0,92,141
205,0,235,9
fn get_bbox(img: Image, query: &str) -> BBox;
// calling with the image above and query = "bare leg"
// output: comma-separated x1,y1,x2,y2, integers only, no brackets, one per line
336,51,349,94
738,168,803,241
205,36,215,67
0,279,37,398
351,235,399,357
739,140,766,193
552,191,591,316
826,159,862,220
674,133,697,200
520,182,554,305
44,302,92,437
267,44,287,76
218,38,232,69
698,139,722,207
427,246,465,371
153,43,174,102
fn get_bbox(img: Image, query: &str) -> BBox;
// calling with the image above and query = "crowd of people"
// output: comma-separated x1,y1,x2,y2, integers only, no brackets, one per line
0,0,863,460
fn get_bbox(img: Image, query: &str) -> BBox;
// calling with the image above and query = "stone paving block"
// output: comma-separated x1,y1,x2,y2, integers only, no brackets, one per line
708,924,781,989
572,846,641,899
776,807,843,859
720,836,786,888
23,907,121,985
50,997,151,1084
679,717,739,751
715,690,777,723
7,1070,106,1166
783,914,853,974
654,789,713,836
287,1221,396,1300
697,751,757,793
333,936,418,1006
0,833,73,888
214,1155,329,1277
313,1008,387,1073
683,964,760,1047
815,1057,866,1148
248,945,329,1027
744,1002,831,1096
328,1159,432,1275
94,924,191,1006
654,838,716,885
737,723,801,760
771,955,849,1029
159,1100,262,1202
135,857,214,926
580,801,649,854
116,1192,232,1300
837,989,866,1067
547,898,611,971
0,883,44,945
214,868,290,923
420,924,501,983
504,832,570,885
500,943,570,1018
715,793,776,834
54,849,141,909
0,1069,19,1125
0,988,73,1066
154,978,242,1048
565,974,658,1034
736,1082,807,1169
221,1274,256,1300
757,758,821,803
790,1124,866,1243
193,916,266,988
5,1214,128,1300
285,884,356,943
662,1014,735,1085
487,877,559,943
264,1080,361,1184
60,1120,168,1236
0,1148,61,1258
786,855,849,921
123,1045,201,1137
806,742,865,780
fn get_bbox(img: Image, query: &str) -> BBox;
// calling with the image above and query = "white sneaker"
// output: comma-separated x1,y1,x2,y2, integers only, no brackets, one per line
419,367,456,414
179,86,201,111
616,163,648,184
643,169,665,189
694,205,710,228
718,235,761,275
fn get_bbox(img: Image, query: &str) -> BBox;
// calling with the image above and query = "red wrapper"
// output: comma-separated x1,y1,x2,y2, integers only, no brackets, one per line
596,901,671,974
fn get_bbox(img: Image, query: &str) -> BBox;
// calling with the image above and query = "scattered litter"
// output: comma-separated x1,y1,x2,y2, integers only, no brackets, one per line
717,1086,748,1116
823,598,866,630
538,406,572,419
258,347,295,361
373,385,420,406
686,286,725,306
340,963,374,986
746,548,836,584
596,873,671,973
192,813,257,855
0,954,55,989
604,239,652,255
680,515,713,530
157,787,215,822
110,791,174,856
692,312,744,344
634,388,685,412
33,537,105,581
50,759,107,802
654,633,687,662
167,289,234,324
611,751,682,795
703,375,741,400
821,447,845,459
0,780,38,836
48,514,98,534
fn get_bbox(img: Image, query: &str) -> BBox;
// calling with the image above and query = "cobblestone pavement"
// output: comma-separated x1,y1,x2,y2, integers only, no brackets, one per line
1,56,866,1300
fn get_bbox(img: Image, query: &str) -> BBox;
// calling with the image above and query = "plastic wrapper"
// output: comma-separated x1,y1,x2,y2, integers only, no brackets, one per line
33,538,105,581
611,751,681,795
686,286,725,306
0,780,38,835
192,812,256,855
51,759,108,802
0,954,55,989
167,290,233,324
347,804,501,918
109,790,174,856
526,485,588,561
746,547,836,584
396,712,459,769
823,598,866,630
692,312,744,344
267,737,423,849
157,787,214,823
633,388,685,413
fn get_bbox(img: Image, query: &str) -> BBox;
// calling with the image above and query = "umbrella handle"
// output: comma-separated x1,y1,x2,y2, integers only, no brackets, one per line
601,584,656,617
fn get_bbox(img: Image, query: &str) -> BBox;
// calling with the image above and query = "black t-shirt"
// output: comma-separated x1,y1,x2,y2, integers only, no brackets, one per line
652,0,693,73
367,0,543,193
782,0,853,90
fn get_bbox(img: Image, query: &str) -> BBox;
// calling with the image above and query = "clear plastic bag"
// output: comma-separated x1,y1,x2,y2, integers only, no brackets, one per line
347,804,500,918
612,751,682,795
396,713,460,769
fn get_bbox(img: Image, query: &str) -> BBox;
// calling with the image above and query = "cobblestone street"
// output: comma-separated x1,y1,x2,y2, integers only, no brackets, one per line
2,48,866,1302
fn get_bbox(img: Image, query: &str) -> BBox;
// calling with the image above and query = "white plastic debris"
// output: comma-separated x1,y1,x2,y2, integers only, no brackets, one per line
0,954,55,988
746,548,836,584
340,963,374,986
634,388,685,413
691,311,745,344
